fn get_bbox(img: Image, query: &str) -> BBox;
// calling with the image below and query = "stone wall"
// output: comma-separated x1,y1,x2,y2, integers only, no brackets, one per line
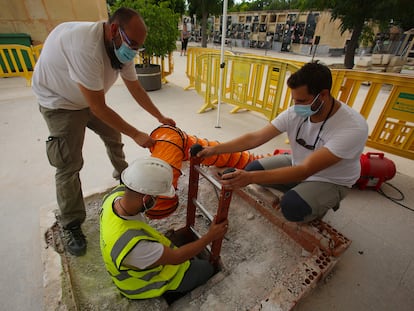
314,11,350,49
0,0,108,44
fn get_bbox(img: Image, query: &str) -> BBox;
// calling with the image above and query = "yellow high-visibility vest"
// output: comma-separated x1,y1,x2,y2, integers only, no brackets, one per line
100,185,190,299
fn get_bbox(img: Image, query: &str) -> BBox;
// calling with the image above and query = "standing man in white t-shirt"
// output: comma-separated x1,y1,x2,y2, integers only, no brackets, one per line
197,62,368,223
32,7,176,256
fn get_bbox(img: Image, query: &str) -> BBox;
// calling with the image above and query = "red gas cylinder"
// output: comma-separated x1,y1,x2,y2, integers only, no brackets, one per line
355,152,396,190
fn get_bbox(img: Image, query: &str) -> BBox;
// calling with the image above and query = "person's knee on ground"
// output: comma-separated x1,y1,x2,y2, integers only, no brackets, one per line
280,190,313,222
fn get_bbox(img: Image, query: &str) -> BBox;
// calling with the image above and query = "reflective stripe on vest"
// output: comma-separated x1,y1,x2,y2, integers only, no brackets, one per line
113,269,161,282
122,280,170,296
111,229,174,268
110,229,175,282
100,185,190,299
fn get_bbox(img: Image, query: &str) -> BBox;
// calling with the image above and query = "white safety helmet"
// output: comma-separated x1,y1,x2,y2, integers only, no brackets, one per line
121,157,175,197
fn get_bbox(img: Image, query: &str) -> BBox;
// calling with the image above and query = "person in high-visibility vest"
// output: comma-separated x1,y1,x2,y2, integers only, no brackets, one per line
100,157,228,303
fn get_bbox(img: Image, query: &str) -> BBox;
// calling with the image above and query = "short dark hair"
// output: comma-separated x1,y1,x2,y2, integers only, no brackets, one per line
287,61,332,95
108,7,141,29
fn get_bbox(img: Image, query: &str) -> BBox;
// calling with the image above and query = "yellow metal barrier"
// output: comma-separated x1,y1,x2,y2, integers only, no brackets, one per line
195,53,300,120
32,44,43,62
0,44,38,86
193,53,413,160
330,70,414,159
243,53,305,68
134,53,173,83
185,47,234,90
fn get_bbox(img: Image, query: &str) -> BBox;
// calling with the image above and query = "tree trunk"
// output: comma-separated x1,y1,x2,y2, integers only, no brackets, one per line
344,22,363,69
201,12,208,48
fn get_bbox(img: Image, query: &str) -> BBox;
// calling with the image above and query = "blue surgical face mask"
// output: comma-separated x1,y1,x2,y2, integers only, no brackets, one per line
294,94,324,118
113,41,137,64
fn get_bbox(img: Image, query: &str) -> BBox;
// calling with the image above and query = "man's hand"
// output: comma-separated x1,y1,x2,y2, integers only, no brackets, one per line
132,131,155,148
205,217,228,242
220,169,251,189
151,217,229,267
158,116,176,127
196,146,216,158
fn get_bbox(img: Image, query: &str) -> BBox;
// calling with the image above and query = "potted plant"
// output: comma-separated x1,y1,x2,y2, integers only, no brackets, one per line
111,0,179,90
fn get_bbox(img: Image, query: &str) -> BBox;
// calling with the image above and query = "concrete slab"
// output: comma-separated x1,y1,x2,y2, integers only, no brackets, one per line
53,172,306,310
0,45,413,311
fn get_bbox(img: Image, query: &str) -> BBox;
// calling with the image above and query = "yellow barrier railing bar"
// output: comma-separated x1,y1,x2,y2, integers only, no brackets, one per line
32,44,43,62
195,53,301,120
320,69,414,159
185,47,234,90
243,53,305,68
359,82,383,119
367,86,413,158
195,53,221,113
193,52,413,159
0,44,37,86
330,70,346,98
228,59,299,120
322,70,414,159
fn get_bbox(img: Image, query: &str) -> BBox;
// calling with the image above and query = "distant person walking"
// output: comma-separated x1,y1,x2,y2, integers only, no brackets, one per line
180,23,190,56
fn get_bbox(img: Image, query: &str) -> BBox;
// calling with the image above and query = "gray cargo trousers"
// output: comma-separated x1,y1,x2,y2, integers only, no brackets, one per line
39,105,128,228
245,154,350,222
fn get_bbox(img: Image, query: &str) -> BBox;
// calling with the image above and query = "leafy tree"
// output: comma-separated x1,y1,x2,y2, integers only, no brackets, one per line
229,0,302,11
359,23,375,50
188,0,234,47
267,0,302,10
228,0,251,12
299,0,414,68
158,0,186,14
109,0,185,12
245,0,271,10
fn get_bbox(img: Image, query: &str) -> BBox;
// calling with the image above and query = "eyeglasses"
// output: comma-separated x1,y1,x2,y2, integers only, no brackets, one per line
119,28,140,51
142,194,157,211
295,118,324,150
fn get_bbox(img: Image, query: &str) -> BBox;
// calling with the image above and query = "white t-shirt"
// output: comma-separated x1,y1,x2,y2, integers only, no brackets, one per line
272,102,368,187
32,21,137,110
117,205,164,270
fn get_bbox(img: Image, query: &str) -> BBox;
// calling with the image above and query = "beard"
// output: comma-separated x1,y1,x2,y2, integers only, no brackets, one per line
104,38,123,70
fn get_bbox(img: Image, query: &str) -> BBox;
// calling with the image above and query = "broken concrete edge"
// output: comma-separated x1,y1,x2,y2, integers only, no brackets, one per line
40,184,232,310
40,182,351,311
40,185,116,310
235,186,351,310
253,249,339,311
235,187,352,258
40,202,64,311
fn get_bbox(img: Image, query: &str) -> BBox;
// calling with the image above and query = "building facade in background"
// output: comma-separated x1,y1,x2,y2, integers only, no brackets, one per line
0,0,108,44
